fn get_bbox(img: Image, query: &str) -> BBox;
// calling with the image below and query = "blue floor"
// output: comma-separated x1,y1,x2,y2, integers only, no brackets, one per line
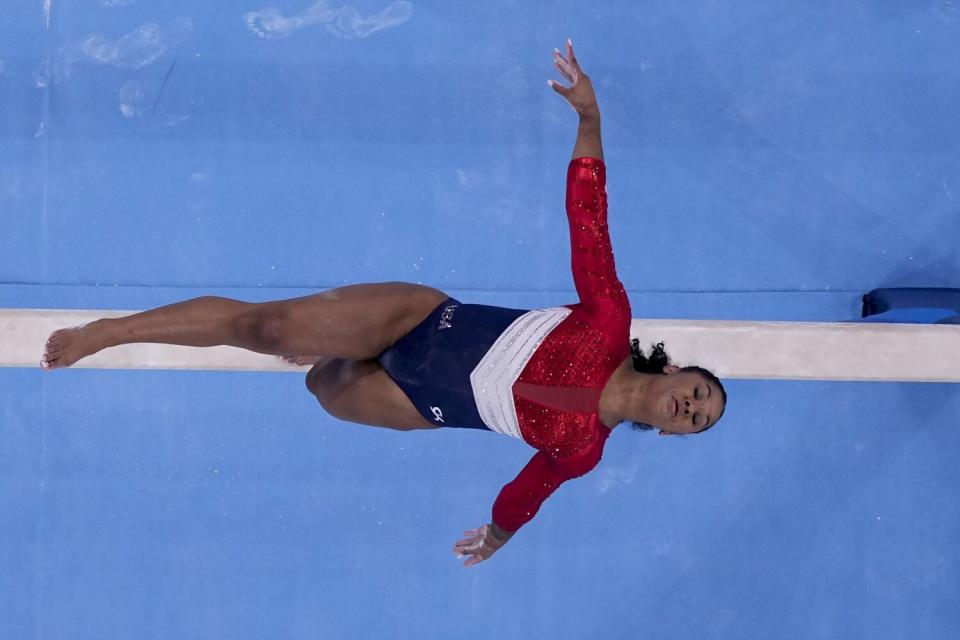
2,2,959,639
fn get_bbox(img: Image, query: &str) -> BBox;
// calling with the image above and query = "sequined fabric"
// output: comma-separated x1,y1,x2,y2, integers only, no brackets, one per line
492,157,632,532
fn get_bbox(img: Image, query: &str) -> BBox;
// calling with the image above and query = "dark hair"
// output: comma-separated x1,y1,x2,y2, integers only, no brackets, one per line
627,339,727,434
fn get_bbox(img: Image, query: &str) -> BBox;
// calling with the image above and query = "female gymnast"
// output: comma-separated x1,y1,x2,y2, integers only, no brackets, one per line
40,41,727,567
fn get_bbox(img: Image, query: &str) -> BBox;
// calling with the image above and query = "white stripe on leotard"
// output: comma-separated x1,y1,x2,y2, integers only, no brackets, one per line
469,307,572,439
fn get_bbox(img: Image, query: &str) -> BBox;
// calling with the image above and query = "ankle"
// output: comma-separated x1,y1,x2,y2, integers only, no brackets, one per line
88,317,117,351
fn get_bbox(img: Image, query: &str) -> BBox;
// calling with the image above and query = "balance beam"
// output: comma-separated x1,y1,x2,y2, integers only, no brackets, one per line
2,309,958,382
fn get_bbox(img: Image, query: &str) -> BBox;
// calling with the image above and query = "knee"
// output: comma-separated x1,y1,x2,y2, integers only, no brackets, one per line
234,305,287,351
305,361,323,394
305,359,344,414
311,385,349,422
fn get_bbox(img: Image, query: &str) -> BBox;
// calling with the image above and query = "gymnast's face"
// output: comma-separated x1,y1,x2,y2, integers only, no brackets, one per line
645,366,724,435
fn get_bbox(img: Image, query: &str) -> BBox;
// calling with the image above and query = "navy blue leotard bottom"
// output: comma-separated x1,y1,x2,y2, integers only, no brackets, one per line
377,297,529,429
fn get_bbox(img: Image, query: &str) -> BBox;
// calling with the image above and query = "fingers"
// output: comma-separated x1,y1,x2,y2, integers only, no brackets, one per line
548,78,568,96
454,544,486,567
554,50,575,82
453,530,483,552
558,38,580,73
553,49,577,84
464,554,484,568
452,525,493,566
567,38,578,69
454,537,481,551
549,39,581,97
456,548,487,567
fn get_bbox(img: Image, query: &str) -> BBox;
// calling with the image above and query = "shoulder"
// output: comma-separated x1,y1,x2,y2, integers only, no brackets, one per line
566,296,632,343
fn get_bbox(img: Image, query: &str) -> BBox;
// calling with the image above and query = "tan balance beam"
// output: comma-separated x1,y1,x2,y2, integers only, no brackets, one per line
1,309,958,381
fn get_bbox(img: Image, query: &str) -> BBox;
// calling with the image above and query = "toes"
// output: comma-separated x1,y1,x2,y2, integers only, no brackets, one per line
42,329,69,369
45,332,64,353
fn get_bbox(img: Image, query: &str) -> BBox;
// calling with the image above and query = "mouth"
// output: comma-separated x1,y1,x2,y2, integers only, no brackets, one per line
671,396,678,418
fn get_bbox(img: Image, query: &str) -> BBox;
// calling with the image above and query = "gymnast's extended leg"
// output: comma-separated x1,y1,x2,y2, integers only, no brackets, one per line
40,282,449,370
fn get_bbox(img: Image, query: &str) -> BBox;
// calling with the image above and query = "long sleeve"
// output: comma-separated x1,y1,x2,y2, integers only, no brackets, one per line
490,428,608,532
490,450,571,533
565,157,626,314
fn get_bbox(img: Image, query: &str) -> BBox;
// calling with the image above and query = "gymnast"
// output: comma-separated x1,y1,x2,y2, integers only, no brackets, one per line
40,41,727,567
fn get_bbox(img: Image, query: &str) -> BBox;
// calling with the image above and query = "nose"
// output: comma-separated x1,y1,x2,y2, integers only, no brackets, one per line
682,396,701,415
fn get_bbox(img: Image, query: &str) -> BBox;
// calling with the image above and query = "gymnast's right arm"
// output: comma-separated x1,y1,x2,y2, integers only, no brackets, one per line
549,39,603,161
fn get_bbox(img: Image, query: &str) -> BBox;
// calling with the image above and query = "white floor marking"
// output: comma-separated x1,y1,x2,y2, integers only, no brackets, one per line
244,1,413,40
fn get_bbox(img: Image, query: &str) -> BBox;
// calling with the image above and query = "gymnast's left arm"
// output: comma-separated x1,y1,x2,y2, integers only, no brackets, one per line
549,41,626,315
452,450,569,567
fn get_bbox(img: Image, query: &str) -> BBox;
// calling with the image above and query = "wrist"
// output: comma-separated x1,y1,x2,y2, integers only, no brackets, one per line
490,522,514,544
578,104,600,120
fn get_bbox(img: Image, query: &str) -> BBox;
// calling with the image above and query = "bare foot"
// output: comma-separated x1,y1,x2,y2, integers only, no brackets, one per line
41,322,106,370
279,355,325,366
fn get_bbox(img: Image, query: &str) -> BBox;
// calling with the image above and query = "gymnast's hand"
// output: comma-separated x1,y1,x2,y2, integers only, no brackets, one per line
452,523,511,567
549,39,599,117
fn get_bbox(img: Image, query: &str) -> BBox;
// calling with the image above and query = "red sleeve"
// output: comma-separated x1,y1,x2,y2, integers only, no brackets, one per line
490,450,571,533
491,433,605,532
565,157,627,315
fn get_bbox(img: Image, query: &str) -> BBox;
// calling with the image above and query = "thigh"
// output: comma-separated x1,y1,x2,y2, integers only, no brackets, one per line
254,282,450,360
307,357,441,431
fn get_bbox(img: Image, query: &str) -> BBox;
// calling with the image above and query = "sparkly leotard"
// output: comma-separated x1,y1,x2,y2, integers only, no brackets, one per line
378,157,631,532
